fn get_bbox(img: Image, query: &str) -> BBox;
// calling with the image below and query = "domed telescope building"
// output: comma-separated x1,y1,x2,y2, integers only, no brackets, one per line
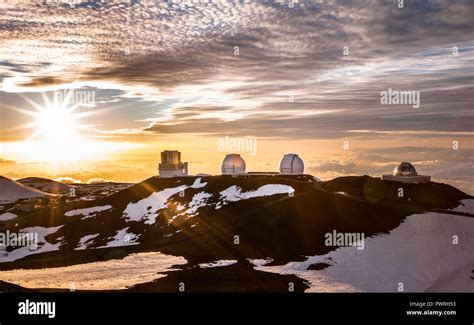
221,154,246,175
381,162,430,183
279,153,304,175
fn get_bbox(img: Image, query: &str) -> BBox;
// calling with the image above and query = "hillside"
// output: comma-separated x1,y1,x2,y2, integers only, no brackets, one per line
0,175,472,292
321,176,469,210
18,177,73,194
0,176,56,204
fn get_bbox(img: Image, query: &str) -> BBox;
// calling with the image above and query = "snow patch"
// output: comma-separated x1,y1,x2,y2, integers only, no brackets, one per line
219,185,242,202
219,184,295,206
199,260,237,268
0,212,17,221
255,212,474,292
191,178,207,189
426,265,474,292
182,192,212,217
97,227,139,248
452,199,474,214
248,258,273,266
122,179,208,224
0,252,187,290
0,226,63,262
75,233,100,250
65,205,112,220
123,185,187,224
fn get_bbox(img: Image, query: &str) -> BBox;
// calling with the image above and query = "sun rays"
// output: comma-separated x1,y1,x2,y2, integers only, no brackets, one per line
1,90,132,163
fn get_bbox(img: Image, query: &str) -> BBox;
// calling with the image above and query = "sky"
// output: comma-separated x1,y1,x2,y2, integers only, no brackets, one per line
0,0,473,193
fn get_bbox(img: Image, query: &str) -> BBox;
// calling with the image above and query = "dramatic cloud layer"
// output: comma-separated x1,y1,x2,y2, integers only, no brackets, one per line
1,0,473,138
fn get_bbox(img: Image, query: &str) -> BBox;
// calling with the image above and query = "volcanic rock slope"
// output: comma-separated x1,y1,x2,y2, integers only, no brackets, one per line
0,176,55,204
17,177,73,194
0,175,471,271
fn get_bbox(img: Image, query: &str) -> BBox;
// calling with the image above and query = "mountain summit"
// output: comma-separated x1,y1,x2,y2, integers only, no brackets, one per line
0,175,472,292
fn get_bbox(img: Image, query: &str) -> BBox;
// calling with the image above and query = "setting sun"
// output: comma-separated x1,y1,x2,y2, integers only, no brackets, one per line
1,92,133,163
34,106,80,141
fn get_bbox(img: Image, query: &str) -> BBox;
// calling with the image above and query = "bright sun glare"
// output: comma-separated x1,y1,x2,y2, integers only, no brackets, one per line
35,106,80,141
2,91,132,163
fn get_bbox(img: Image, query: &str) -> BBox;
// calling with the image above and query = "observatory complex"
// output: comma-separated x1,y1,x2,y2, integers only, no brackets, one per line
158,150,188,178
158,150,308,178
381,162,431,184
220,153,305,176
156,151,433,186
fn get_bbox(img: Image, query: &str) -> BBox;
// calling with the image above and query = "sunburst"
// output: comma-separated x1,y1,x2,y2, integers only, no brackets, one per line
2,90,129,163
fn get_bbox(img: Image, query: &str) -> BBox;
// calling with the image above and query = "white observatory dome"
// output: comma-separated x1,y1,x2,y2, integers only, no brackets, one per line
393,162,418,176
221,154,246,174
279,153,304,175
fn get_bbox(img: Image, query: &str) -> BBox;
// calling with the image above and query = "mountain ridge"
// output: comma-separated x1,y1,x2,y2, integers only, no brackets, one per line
0,175,471,271
0,176,56,204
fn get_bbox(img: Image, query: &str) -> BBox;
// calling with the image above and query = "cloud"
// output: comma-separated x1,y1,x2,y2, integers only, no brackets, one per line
309,161,358,174
86,177,115,184
0,0,473,139
53,177,82,184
